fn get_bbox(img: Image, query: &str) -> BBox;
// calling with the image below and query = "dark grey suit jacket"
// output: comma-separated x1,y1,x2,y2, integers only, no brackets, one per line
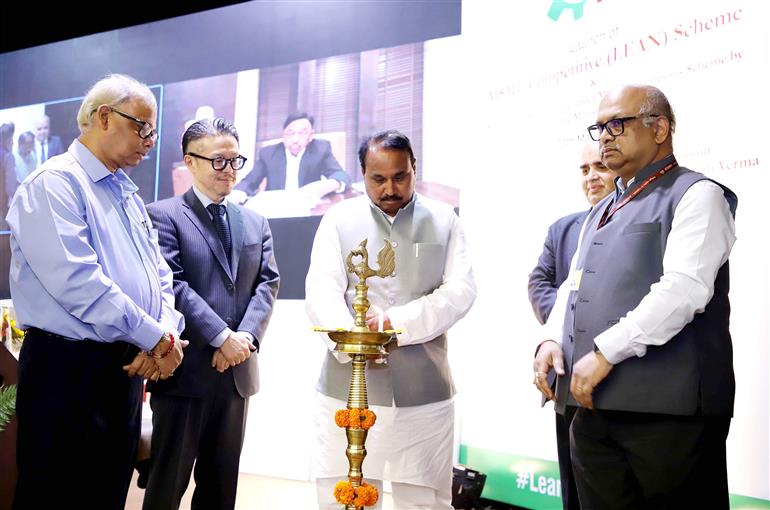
39,135,64,162
235,138,349,195
146,188,280,399
527,210,588,325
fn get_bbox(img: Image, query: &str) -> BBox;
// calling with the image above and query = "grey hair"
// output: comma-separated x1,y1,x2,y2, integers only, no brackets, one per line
638,86,676,133
76,74,156,134
182,118,240,155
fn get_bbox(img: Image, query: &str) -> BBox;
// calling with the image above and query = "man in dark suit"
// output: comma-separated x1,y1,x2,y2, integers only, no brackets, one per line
527,142,614,510
143,118,280,510
33,114,65,164
231,112,350,202
528,143,615,324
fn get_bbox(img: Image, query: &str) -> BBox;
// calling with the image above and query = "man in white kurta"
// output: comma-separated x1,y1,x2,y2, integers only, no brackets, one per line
306,130,476,509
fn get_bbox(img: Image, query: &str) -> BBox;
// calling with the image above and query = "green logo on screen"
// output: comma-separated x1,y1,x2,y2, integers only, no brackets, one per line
548,0,588,21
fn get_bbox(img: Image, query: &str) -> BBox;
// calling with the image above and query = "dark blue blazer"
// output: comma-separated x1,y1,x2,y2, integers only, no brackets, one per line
235,138,349,194
528,210,588,325
43,135,65,162
146,188,280,398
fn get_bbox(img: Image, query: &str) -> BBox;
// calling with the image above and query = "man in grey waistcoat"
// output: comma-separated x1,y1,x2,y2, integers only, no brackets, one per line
306,130,476,509
533,85,737,510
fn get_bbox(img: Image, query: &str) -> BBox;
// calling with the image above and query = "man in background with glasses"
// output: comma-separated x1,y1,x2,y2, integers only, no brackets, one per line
527,142,615,510
143,118,280,510
532,85,737,509
6,73,185,509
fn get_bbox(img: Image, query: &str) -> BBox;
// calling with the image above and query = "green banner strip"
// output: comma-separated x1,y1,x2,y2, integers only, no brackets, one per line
459,444,770,510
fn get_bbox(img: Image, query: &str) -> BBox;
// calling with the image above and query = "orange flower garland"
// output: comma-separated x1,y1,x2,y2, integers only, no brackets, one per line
354,483,379,507
335,409,350,428
333,408,379,506
335,408,376,430
334,481,379,507
334,480,356,505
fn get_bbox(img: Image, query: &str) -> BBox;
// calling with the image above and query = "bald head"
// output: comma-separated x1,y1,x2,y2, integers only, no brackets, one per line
33,115,50,143
594,85,674,183
599,85,675,131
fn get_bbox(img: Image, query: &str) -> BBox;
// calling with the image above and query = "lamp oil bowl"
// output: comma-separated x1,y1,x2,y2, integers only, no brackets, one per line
326,330,395,356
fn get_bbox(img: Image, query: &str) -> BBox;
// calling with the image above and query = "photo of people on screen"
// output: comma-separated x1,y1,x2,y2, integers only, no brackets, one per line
13,132,37,182
33,115,65,164
6,131,37,209
1,122,16,226
230,113,350,205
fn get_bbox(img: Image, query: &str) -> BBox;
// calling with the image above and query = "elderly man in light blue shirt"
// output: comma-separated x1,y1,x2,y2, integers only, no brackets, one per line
6,73,186,510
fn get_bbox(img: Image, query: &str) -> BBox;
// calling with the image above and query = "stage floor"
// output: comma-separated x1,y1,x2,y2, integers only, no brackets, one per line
126,471,396,509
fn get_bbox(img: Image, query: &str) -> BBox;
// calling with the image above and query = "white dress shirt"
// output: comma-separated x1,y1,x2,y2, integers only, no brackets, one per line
541,178,736,365
284,147,304,190
36,140,47,164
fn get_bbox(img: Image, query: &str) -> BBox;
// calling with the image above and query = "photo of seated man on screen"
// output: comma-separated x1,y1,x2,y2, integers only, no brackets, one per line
230,112,350,205
160,44,459,220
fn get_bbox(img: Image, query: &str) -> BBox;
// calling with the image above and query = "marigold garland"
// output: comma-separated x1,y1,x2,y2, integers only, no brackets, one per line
334,408,376,430
354,483,379,507
335,409,350,428
359,410,375,429
333,480,355,505
333,480,379,507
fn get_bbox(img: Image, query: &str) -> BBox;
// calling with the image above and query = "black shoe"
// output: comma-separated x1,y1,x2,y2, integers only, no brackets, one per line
136,458,152,489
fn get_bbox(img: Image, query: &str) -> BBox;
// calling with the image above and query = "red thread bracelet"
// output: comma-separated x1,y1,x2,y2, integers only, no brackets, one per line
151,333,175,359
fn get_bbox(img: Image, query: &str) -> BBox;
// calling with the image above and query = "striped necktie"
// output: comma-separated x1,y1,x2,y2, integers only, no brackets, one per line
206,203,231,262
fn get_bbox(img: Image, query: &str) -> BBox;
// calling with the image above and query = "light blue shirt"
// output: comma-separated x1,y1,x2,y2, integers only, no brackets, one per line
13,150,37,183
5,140,184,350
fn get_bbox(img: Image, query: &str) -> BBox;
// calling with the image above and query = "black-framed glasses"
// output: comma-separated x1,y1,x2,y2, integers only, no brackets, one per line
110,108,158,142
587,114,660,141
186,152,247,171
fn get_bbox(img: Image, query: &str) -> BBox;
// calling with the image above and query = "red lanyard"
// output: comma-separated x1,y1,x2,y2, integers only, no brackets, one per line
598,159,678,229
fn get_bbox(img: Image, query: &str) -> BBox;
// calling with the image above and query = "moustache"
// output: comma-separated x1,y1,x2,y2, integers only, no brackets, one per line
380,195,402,202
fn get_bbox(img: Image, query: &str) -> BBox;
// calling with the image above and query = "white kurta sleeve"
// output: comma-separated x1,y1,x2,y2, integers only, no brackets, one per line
387,215,477,346
306,212,355,353
594,180,736,364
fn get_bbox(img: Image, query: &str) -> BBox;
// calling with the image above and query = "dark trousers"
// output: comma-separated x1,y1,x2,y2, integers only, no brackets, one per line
555,406,579,510
13,329,142,510
142,372,247,510
570,408,731,510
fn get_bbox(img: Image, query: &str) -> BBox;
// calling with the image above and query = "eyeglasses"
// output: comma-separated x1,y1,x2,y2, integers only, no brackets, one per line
110,108,158,142
587,114,660,141
186,152,247,171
